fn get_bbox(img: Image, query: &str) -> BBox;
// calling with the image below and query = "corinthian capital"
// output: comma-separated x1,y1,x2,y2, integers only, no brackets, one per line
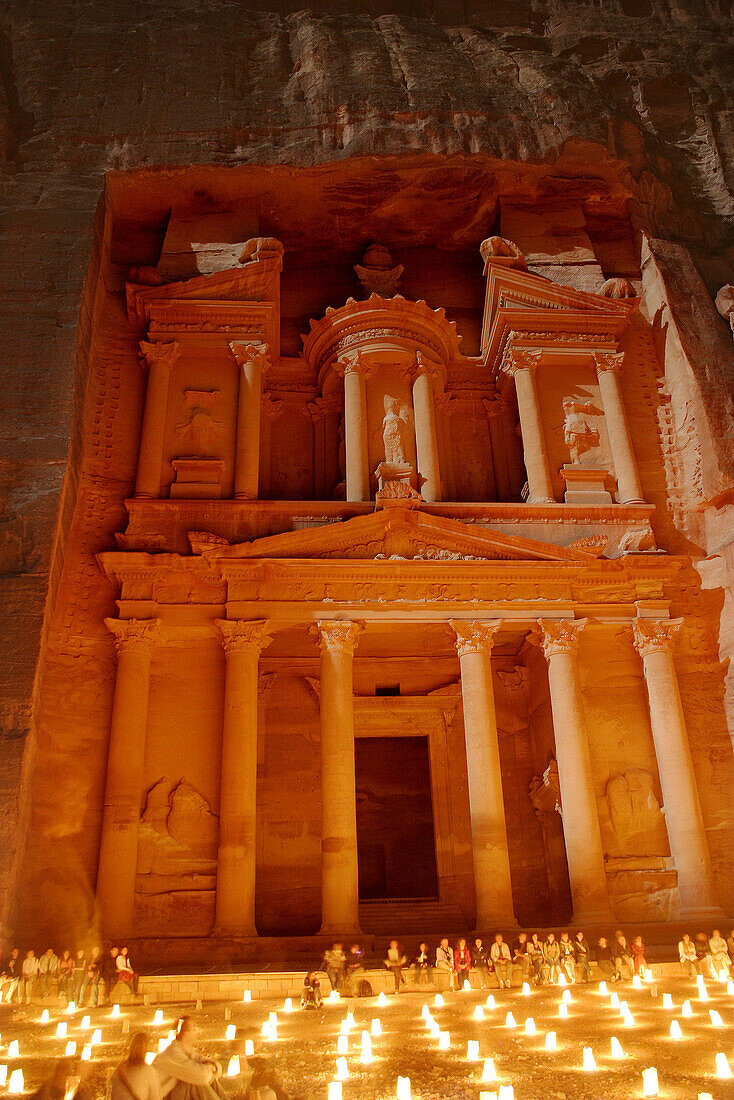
105,617,161,656
631,618,683,658
313,620,363,655
139,340,180,371
593,350,625,374
506,346,543,376
537,618,588,659
408,350,443,384
216,618,273,656
334,350,371,379
451,619,501,657
229,341,271,374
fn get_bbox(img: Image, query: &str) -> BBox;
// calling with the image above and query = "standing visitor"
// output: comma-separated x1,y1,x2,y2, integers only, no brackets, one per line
709,930,731,977
70,949,86,1003
322,943,346,993
413,942,432,987
527,934,543,985
631,935,648,976
57,950,73,999
20,949,39,1003
511,933,530,985
454,938,472,990
542,933,561,984
1,947,20,1003
558,932,575,983
678,933,699,978
384,940,407,993
573,932,590,983
99,947,117,1004
490,933,512,988
117,947,140,996
613,931,633,981
112,1032,162,1100
300,972,322,1009
472,937,490,989
80,946,102,1007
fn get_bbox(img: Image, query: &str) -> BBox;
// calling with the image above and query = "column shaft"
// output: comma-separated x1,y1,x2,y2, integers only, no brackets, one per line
595,353,644,504
231,343,269,499
633,619,720,914
97,619,159,938
215,620,272,935
509,352,554,503
452,621,515,927
316,621,362,934
412,366,442,502
135,342,178,498
343,366,370,502
539,619,611,921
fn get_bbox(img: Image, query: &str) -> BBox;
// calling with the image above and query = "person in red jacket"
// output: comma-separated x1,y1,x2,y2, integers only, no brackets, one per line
454,938,472,991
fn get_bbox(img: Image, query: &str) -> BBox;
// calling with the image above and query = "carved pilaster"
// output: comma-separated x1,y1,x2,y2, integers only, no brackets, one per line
216,618,273,657
450,619,501,657
230,343,271,500
136,341,180,499
105,617,161,656
593,349,644,504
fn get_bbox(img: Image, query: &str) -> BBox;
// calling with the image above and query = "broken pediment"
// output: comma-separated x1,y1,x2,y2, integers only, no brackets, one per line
196,506,600,564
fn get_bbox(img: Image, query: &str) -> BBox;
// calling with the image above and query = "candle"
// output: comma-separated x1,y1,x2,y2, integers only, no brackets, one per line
243,990,252,1002
0,1067,6,1087
598,981,607,995
268,1011,277,1026
709,1009,723,1027
643,968,653,982
144,1053,154,1066
56,1023,67,1039
662,993,673,1009
610,1036,623,1059
429,1022,440,1039
521,982,530,996
337,1035,348,1055
284,998,293,1012
467,1040,480,1061
345,1011,355,1028
327,1083,342,1100
41,1010,50,1024
335,1057,348,1080
167,1031,175,1042
245,1040,254,1057
224,1007,231,1021
378,991,388,1007
482,1057,497,1080
669,1019,683,1040
715,1052,732,1077
91,1029,101,1046
421,1004,430,1018
66,1002,76,1015
681,999,693,1017
524,1017,536,1035
154,1010,163,1025
505,1011,516,1028
561,989,571,1004
463,979,471,992
8,1070,24,1094
485,994,496,1009
339,1020,348,1037
226,1024,236,1041
582,1047,596,1071
479,1094,496,1100
474,1005,484,1021
360,1032,372,1064
727,980,734,995
438,1031,450,1050
632,975,641,990
619,1000,629,1016
396,1076,411,1100
65,1042,77,1057
623,1012,635,1027
81,1045,92,1061
498,1087,515,1100
544,1032,556,1051
557,972,566,987
699,1093,714,1100
642,1067,659,1097
158,1038,168,1053
371,1018,382,1036
434,994,444,1008
111,1005,120,1019
610,992,619,1008
227,1056,240,1077
558,1003,567,1019
8,1041,19,1058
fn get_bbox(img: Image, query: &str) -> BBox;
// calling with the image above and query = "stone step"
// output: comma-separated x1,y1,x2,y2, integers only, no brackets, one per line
359,899,467,934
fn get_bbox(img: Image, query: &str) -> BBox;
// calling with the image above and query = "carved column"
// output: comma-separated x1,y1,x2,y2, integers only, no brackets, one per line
632,619,720,915
97,618,160,938
451,620,516,927
259,391,282,499
336,354,371,502
411,352,442,502
135,341,179,498
230,342,270,500
538,619,611,922
504,348,554,503
315,620,362,934
214,619,273,935
594,351,644,504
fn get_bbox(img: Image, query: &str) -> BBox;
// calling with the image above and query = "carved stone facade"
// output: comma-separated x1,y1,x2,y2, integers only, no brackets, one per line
10,196,734,959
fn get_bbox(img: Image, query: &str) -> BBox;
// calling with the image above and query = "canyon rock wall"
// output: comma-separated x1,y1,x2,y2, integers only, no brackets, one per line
2,0,734,939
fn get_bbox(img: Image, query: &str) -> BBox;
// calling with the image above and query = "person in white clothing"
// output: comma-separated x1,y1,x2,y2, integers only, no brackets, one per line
117,947,139,996
678,933,699,979
112,1032,162,1100
710,929,732,977
435,938,454,975
153,1016,226,1100
490,933,512,988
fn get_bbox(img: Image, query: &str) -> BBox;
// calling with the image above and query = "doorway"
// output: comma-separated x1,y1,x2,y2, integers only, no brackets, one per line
355,736,439,899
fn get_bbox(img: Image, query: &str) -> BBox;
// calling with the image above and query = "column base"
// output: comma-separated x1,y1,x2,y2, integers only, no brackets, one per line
233,491,258,501
528,496,555,505
679,906,727,922
211,926,258,938
320,925,362,938
474,915,519,932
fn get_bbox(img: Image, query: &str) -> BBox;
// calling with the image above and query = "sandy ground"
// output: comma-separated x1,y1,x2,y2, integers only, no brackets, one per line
2,974,734,1100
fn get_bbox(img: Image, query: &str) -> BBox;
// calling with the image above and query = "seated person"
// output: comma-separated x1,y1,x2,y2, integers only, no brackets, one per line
112,1033,161,1100
300,972,323,1009
153,1016,225,1100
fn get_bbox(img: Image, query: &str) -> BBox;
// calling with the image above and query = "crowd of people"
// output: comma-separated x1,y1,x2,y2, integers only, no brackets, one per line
0,944,139,1005
313,927,734,997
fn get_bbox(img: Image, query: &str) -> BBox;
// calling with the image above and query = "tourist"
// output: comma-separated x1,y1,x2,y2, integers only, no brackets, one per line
384,940,407,993
527,934,543,985
542,933,561,984
20,948,39,1003
300,972,322,1009
112,1032,162,1100
100,947,118,1004
631,935,648,976
678,933,699,978
454,938,472,990
727,929,734,967
595,937,617,982
29,1058,78,1100
38,948,58,999
153,1016,225,1100
511,932,530,984
613,931,633,981
413,942,433,987
117,947,140,996
70,949,86,1003
573,931,591,983
695,932,716,978
57,950,74,999
80,946,102,1007
343,943,364,996
435,937,454,982
472,937,490,989
558,932,575,983
490,933,512,988
322,943,346,993
710,929,731,977
1,947,20,1002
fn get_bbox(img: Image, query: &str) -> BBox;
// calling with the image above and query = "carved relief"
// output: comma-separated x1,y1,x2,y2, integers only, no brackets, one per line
601,769,668,858
136,778,218,894
561,397,600,465
173,390,223,458
381,395,411,465
529,759,561,817
354,244,404,297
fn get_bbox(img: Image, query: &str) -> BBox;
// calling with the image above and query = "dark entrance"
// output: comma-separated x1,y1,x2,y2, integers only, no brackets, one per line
355,736,438,899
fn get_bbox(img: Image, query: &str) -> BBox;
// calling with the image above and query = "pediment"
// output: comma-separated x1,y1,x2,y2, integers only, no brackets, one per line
194,507,602,564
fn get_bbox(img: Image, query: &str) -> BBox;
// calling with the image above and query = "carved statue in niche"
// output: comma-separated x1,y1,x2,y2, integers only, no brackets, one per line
529,759,561,817
381,395,411,464
136,777,218,894
561,397,599,464
601,768,669,858
174,390,223,458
